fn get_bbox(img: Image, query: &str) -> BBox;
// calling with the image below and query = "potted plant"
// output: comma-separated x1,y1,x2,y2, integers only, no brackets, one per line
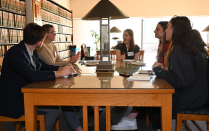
90,30,100,51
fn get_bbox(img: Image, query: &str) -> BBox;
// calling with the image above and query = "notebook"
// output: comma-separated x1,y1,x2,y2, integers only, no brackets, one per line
131,61,145,66
127,74,151,81
138,70,154,74
122,59,133,62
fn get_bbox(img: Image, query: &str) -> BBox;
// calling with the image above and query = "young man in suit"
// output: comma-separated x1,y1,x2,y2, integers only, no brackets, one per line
0,23,82,131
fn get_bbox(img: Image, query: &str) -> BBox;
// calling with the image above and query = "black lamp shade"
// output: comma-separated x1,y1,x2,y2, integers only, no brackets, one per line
82,0,129,20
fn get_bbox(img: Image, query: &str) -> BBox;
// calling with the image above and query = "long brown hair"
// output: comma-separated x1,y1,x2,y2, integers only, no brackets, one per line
156,21,169,61
167,16,209,62
120,29,136,52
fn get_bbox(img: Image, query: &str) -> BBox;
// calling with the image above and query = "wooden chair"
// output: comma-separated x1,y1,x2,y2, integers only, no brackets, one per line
176,108,209,131
176,58,209,131
81,44,94,60
0,113,60,131
81,44,89,60
139,50,144,61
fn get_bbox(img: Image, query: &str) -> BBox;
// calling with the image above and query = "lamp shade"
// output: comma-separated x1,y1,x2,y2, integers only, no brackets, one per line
203,25,209,32
110,26,121,33
82,0,129,20
112,37,119,40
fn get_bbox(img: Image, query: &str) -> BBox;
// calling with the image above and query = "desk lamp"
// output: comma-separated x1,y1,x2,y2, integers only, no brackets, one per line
110,26,121,48
203,25,209,44
82,0,129,71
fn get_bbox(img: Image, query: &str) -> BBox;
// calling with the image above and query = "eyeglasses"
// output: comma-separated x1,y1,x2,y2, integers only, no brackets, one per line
48,31,57,34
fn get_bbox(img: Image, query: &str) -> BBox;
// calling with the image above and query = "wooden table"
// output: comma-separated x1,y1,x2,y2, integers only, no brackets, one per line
96,50,116,60
22,62,174,131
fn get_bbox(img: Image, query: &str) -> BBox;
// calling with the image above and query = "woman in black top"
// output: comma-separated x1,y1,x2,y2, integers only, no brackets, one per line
112,16,209,131
116,29,140,61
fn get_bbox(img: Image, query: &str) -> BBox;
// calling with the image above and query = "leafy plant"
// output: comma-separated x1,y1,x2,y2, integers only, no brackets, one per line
90,30,100,51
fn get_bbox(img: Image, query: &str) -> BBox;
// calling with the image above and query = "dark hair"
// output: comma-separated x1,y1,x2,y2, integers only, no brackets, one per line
23,23,46,45
42,24,54,33
121,29,136,52
156,21,169,61
167,16,208,61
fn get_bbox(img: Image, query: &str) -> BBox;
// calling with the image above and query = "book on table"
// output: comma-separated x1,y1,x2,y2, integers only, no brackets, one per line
127,74,151,81
138,70,154,74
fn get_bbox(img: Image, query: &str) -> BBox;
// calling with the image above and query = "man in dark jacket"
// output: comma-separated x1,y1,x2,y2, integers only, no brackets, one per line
0,23,73,131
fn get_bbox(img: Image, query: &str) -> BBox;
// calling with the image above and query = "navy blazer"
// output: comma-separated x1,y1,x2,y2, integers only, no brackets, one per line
0,41,60,118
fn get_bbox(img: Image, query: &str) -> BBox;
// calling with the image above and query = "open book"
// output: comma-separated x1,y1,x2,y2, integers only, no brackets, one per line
127,74,151,81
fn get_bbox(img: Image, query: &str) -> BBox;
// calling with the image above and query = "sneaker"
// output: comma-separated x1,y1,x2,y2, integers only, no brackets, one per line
111,116,138,130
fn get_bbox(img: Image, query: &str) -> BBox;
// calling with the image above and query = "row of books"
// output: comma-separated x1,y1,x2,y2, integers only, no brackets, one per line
0,11,26,28
41,0,71,19
0,28,23,44
0,45,13,57
54,34,71,42
58,50,71,59
42,21,72,34
54,42,72,52
41,10,72,27
1,0,25,14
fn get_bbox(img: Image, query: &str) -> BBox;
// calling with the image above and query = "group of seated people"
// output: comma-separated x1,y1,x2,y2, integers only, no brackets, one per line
0,15,208,131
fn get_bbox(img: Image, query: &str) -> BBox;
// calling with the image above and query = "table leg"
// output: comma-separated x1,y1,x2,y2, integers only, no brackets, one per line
94,106,99,131
24,93,37,131
106,106,111,131
97,52,99,60
83,106,88,131
161,94,172,131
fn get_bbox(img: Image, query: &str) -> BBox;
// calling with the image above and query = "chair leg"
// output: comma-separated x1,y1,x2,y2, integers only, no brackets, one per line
191,120,204,131
20,127,26,131
55,118,60,131
182,120,192,131
176,114,183,131
16,121,21,131
38,115,46,131
146,113,149,127
207,121,209,131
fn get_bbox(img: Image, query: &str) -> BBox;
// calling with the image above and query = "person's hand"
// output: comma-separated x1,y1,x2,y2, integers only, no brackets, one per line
58,67,64,71
121,53,125,60
152,61,162,69
55,64,74,78
70,51,81,63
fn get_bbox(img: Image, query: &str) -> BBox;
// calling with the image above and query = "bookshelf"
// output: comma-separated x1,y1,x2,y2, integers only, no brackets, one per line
0,0,26,58
41,0,73,60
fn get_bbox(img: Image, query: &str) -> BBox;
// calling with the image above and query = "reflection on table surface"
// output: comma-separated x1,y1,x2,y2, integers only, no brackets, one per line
23,61,172,89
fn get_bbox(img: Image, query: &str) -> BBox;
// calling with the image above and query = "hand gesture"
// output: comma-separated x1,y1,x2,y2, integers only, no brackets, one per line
121,53,125,60
152,61,162,69
61,64,74,76
70,51,81,63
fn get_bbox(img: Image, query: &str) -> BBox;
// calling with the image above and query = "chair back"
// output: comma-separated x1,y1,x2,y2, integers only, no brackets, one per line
205,57,209,107
139,50,144,61
81,44,89,60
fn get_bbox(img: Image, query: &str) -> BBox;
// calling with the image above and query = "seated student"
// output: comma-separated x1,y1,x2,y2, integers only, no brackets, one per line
0,23,83,131
111,16,208,131
116,29,140,61
37,24,80,66
154,21,171,70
